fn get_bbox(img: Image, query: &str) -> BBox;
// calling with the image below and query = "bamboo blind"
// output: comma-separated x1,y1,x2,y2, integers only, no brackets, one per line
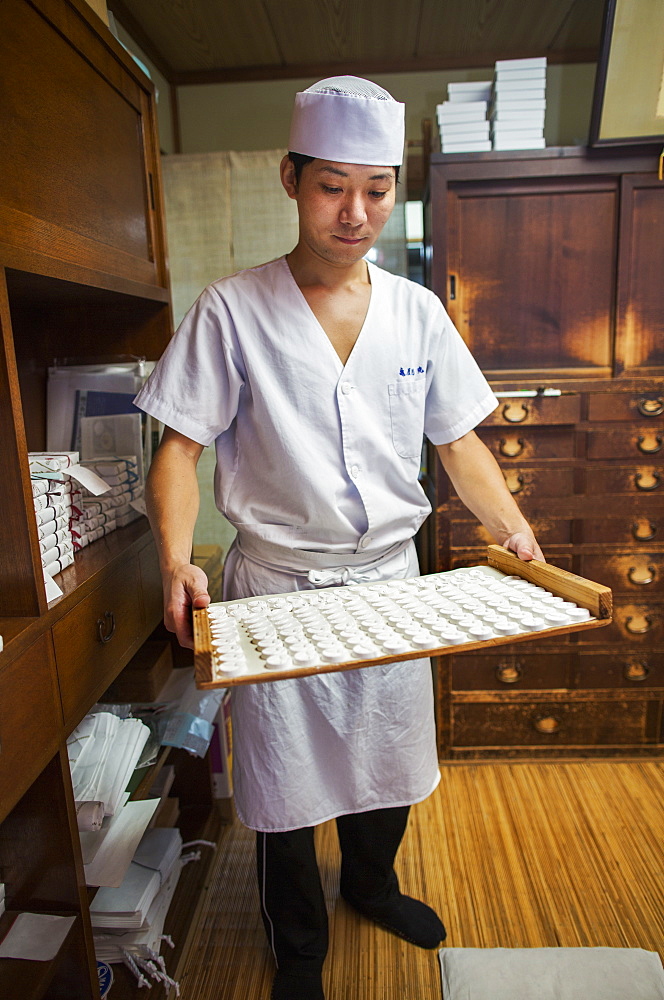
172,761,664,999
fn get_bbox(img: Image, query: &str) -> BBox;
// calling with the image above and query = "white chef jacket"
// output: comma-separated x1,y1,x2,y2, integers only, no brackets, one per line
135,256,498,831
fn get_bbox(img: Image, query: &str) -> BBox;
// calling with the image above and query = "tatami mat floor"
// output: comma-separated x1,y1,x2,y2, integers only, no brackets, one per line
174,761,664,999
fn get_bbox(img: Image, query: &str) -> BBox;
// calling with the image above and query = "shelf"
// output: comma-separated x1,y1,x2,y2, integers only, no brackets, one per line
0,519,156,662
4,263,170,307
0,911,79,1000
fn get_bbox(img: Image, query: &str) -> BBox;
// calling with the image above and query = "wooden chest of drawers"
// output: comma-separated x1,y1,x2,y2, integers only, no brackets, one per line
431,380,664,758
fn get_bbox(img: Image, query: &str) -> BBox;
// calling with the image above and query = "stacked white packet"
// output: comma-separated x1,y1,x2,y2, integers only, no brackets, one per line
29,452,82,577
77,456,144,549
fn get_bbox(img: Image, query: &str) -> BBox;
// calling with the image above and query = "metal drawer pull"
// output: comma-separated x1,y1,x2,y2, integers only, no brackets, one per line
97,611,116,644
627,565,656,586
637,434,663,454
502,402,529,423
499,437,525,458
496,663,522,684
625,615,652,634
534,715,560,735
623,661,650,682
637,397,664,417
505,472,525,494
634,472,660,491
632,520,657,541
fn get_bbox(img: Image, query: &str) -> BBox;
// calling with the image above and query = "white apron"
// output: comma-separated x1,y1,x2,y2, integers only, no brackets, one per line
134,257,498,831
223,537,441,833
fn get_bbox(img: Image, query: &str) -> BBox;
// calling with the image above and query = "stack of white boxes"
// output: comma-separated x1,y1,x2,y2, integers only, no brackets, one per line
436,80,492,153
29,452,81,579
76,456,143,550
491,57,547,150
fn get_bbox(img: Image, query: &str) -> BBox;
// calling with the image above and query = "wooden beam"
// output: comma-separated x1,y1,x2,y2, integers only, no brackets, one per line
169,48,600,87
169,83,182,155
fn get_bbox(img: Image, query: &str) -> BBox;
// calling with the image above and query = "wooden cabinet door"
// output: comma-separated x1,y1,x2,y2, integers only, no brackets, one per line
615,175,664,375
445,177,618,378
0,0,165,289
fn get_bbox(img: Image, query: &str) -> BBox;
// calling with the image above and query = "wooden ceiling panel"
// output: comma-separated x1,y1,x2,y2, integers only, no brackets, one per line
263,0,423,65
548,0,606,52
114,0,603,83
416,0,598,61
113,0,283,73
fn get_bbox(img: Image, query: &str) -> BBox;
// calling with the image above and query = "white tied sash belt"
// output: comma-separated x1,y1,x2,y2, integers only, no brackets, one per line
235,533,413,588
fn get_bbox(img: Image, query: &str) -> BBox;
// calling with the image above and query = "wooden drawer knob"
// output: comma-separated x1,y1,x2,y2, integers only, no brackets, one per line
632,520,657,541
534,715,560,735
634,471,660,492
502,402,529,423
627,565,656,586
504,471,525,494
623,661,650,682
637,397,664,417
97,610,117,644
637,434,663,455
499,437,525,458
496,663,522,684
625,614,652,635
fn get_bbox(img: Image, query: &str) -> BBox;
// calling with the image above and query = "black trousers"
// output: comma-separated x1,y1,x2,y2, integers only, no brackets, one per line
256,805,410,976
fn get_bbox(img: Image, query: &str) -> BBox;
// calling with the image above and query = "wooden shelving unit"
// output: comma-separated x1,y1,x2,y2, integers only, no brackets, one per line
0,2,223,995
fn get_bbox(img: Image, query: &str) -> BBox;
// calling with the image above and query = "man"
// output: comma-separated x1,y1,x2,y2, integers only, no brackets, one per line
136,77,543,1000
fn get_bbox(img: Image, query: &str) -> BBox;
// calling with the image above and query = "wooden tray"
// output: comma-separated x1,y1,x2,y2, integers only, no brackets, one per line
193,545,612,689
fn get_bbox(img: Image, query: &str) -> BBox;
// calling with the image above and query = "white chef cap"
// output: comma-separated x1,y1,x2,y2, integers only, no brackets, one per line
288,76,405,167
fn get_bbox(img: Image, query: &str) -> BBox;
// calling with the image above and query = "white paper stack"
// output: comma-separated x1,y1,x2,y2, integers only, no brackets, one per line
67,712,151,818
91,827,183,930
437,80,492,153
29,452,81,579
93,854,182,964
491,57,547,150
76,456,144,548
82,796,161,888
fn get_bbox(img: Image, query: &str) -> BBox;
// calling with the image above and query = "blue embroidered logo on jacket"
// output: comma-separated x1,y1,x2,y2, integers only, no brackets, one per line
399,366,425,376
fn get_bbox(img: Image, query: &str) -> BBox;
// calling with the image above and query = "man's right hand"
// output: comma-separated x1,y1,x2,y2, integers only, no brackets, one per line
163,563,211,649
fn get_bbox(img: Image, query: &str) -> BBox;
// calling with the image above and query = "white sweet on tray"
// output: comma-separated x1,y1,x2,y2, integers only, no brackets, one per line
204,567,591,679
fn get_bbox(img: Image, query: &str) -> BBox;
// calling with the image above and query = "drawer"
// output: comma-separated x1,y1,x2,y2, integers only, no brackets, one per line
53,559,144,727
0,632,63,818
588,392,664,423
582,517,662,545
481,395,582,427
452,699,655,747
576,601,664,645
501,467,575,498
478,426,576,461
584,465,662,495
579,552,663,594
574,651,664,689
451,651,571,691
587,427,663,460
449,517,573,548
138,541,164,632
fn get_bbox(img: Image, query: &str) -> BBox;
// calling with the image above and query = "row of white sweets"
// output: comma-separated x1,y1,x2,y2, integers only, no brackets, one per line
437,56,547,153
29,452,144,581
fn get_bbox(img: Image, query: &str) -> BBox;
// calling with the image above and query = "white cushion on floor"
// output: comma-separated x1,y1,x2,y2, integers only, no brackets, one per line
439,947,664,1000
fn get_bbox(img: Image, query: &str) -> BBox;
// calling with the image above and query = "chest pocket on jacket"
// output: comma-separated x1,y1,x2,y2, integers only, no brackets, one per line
388,378,426,459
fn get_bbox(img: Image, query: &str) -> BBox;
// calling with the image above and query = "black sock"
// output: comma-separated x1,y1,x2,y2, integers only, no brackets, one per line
341,888,447,949
271,969,325,1000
